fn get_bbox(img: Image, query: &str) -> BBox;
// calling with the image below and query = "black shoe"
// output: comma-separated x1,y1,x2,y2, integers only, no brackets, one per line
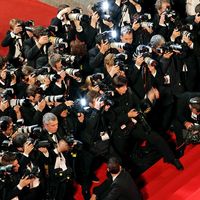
91,174,100,183
171,159,184,170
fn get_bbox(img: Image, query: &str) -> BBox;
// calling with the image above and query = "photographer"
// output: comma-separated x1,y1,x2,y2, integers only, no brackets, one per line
0,152,38,200
0,116,14,149
40,112,75,199
23,26,52,68
48,53,68,96
50,4,72,41
1,19,25,68
80,90,117,199
20,85,46,126
149,34,185,133
110,75,183,170
153,0,178,40
0,56,16,89
88,33,111,73
131,12,154,46
90,157,142,200
172,93,200,157
116,0,142,27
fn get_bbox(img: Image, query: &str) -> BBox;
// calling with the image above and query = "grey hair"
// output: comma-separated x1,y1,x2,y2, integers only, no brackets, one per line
49,53,62,67
120,25,133,36
150,34,165,48
43,112,58,125
155,0,170,11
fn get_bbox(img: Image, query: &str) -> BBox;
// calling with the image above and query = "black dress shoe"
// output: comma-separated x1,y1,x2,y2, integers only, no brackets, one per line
91,174,100,183
171,159,184,170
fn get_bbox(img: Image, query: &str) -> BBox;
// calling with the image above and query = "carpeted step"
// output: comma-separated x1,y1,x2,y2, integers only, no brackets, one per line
168,173,200,200
185,188,200,200
141,145,195,184
148,149,200,200
141,145,200,197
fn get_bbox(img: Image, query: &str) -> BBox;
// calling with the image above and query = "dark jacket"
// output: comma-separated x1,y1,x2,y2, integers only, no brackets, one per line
104,170,142,200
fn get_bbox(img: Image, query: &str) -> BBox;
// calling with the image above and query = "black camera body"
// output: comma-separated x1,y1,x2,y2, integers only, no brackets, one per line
23,166,39,179
156,42,183,54
114,53,129,71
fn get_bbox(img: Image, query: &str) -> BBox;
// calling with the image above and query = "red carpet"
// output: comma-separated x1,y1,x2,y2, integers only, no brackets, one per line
141,145,200,200
1,1,200,200
0,0,56,56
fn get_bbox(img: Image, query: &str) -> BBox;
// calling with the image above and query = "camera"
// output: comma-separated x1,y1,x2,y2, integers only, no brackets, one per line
67,8,89,22
134,45,157,66
114,53,129,71
0,88,15,101
110,42,132,51
27,138,50,149
136,111,151,132
64,134,83,154
136,13,151,23
99,91,114,106
65,68,82,78
61,54,80,65
32,66,51,76
23,166,39,179
163,8,176,24
92,1,113,22
9,98,30,108
18,124,40,134
0,164,13,173
144,57,157,66
72,98,88,113
90,73,104,86
156,43,183,54
44,95,65,103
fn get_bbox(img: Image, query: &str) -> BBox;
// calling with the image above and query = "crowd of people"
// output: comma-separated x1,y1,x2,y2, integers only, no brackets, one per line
1,0,200,199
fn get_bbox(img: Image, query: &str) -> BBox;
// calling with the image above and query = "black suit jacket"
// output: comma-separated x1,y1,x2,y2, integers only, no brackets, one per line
23,37,50,68
1,31,24,61
104,170,142,200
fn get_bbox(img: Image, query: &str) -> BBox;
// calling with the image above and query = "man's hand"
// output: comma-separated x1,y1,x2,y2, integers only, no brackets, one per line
91,12,99,28
184,121,194,129
77,112,84,123
0,69,7,80
128,109,139,118
90,194,97,200
132,21,140,31
65,100,74,107
159,12,166,26
163,51,173,59
147,87,160,103
57,139,70,152
37,99,46,112
24,142,34,155
109,65,120,77
171,28,181,41
135,55,144,68
13,25,23,35
38,35,49,46
18,176,32,189
99,40,110,54
38,147,48,154
182,33,193,47
0,100,9,112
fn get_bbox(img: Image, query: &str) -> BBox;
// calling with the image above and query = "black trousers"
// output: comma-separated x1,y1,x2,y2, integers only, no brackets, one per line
131,123,175,163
